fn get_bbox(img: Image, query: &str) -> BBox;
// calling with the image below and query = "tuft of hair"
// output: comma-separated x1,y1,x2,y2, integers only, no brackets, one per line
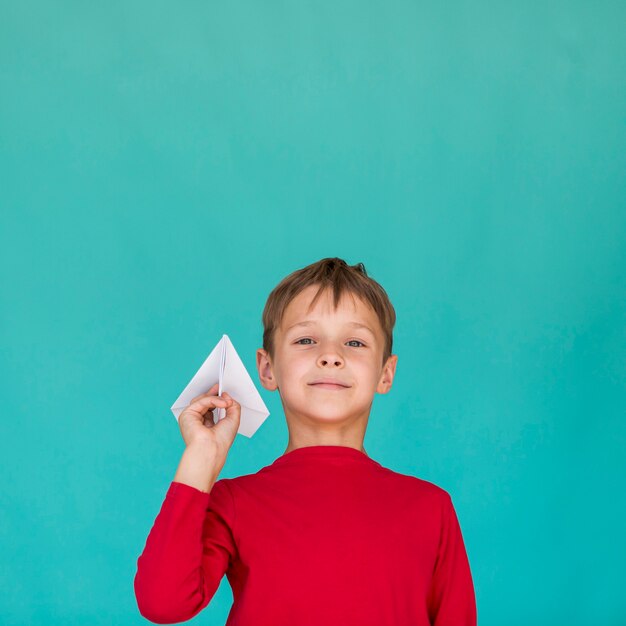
262,257,396,366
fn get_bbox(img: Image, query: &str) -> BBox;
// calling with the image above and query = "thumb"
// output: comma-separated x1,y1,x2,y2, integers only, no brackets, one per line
220,392,241,423
214,393,241,443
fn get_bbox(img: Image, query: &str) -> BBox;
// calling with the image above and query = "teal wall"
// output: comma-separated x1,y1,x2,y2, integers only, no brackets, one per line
1,2,624,624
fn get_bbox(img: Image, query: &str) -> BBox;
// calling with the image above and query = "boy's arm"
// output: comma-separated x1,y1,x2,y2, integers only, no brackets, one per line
134,447,237,624
426,493,477,626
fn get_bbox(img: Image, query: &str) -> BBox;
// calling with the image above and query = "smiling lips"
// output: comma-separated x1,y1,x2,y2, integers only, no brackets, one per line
308,379,351,390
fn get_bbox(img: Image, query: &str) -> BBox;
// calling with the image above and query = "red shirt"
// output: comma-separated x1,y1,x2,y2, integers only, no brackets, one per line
134,445,477,625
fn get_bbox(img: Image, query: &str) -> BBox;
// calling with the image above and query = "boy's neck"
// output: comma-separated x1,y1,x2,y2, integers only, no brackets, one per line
283,441,368,457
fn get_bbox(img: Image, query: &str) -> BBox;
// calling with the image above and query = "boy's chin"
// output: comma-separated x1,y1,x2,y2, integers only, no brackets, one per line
287,405,366,423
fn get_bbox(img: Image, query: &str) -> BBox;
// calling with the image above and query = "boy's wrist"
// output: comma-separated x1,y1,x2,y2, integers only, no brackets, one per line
174,443,224,492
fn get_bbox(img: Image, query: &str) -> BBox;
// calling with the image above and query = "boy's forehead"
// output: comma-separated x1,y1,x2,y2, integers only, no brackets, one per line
279,286,379,333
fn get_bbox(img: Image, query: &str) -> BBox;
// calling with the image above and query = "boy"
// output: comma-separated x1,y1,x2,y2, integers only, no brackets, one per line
134,257,477,625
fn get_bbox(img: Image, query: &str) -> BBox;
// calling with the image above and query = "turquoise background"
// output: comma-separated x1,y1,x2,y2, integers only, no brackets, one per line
1,2,624,624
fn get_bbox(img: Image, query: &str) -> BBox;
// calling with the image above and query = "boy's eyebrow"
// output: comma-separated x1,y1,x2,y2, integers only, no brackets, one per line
285,320,375,336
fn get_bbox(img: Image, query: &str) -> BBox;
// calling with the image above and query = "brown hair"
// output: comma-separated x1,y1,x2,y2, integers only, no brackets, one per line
262,257,396,366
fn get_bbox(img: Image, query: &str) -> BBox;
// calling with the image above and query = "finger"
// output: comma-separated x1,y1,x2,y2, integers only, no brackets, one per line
192,395,231,409
190,383,220,404
185,394,232,416
221,391,239,404
219,393,241,421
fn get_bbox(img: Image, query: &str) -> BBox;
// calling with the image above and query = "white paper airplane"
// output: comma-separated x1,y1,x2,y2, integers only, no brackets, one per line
171,334,270,438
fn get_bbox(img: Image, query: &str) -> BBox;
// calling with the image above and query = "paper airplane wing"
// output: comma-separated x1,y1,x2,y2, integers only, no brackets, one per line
219,334,270,437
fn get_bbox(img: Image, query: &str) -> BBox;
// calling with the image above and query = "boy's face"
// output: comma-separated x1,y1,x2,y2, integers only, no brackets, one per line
256,284,397,430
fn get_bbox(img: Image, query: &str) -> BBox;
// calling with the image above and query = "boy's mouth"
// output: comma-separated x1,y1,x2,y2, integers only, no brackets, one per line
308,379,351,389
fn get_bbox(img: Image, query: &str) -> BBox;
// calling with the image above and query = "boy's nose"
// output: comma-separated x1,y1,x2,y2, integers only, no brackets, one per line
317,354,344,367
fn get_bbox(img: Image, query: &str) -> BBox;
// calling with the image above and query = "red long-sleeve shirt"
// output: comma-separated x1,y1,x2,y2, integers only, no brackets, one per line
134,445,477,625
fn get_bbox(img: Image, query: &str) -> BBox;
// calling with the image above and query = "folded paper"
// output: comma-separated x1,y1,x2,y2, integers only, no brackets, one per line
171,334,270,438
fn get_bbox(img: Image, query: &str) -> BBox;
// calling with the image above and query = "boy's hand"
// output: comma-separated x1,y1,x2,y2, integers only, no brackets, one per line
177,383,241,456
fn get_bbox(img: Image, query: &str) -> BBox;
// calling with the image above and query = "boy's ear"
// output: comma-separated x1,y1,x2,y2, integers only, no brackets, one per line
256,348,278,391
376,354,398,394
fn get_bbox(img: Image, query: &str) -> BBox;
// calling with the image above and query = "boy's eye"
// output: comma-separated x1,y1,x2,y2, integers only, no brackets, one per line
346,340,365,347
294,338,365,347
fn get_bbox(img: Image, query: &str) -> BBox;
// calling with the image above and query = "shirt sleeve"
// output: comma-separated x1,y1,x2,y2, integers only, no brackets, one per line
426,493,477,626
133,479,237,624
